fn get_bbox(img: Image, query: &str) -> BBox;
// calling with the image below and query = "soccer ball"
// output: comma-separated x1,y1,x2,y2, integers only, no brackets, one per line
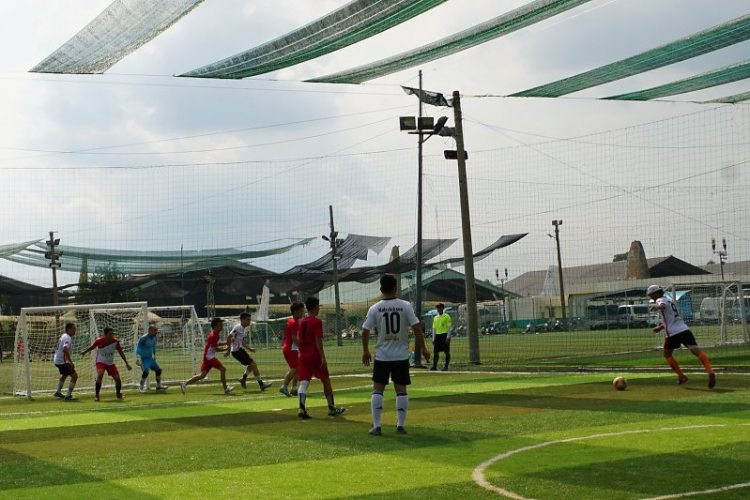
613,376,628,391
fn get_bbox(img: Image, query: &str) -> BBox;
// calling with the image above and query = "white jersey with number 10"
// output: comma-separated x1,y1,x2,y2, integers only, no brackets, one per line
363,297,420,362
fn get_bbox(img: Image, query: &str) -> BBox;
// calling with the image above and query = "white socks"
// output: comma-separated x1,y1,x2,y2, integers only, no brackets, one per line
396,392,408,427
371,391,384,428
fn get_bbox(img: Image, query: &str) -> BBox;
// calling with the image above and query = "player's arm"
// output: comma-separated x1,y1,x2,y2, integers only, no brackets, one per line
79,342,96,357
223,334,233,357
135,335,146,365
412,322,430,364
361,328,372,366
117,343,132,371
446,316,453,341
63,344,74,368
315,336,327,367
649,301,665,311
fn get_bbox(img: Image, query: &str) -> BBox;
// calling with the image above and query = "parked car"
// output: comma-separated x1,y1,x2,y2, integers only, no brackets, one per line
618,305,650,328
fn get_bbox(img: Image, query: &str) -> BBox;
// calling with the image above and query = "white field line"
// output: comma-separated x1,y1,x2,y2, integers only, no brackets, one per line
0,382,374,418
473,424,750,500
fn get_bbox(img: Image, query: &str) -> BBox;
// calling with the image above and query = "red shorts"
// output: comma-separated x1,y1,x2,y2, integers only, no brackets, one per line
297,354,330,381
201,357,223,372
95,362,119,377
282,348,299,369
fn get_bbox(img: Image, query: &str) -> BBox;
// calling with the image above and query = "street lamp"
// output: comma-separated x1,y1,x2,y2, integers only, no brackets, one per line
495,267,508,329
711,237,728,281
323,205,345,346
551,220,568,331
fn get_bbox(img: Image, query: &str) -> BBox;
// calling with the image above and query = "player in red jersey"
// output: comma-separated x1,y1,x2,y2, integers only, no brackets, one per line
279,301,304,397
80,327,132,401
296,297,345,419
181,318,234,395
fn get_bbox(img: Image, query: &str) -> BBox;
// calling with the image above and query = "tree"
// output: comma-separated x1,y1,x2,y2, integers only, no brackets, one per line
83,262,140,304
613,252,628,262
706,259,716,265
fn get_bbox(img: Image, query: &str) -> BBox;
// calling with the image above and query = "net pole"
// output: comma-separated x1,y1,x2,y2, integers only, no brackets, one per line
20,312,31,398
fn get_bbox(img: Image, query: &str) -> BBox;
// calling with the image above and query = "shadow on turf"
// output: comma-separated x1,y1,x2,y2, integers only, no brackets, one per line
0,447,162,497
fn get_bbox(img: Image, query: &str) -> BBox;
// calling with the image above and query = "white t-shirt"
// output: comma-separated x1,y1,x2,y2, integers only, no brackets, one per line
362,297,420,362
94,337,120,365
53,333,72,364
656,296,689,337
229,324,247,352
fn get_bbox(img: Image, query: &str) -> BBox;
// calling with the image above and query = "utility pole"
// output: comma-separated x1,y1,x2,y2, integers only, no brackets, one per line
205,270,216,319
324,205,344,346
552,220,568,330
44,231,62,306
416,70,424,322
711,237,728,281
452,91,480,364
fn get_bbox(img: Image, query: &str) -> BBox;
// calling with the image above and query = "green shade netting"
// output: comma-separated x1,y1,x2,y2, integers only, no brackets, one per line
1,238,314,275
512,13,750,98
705,91,750,104
0,240,38,259
307,0,592,84
31,0,204,74
606,60,750,101
180,0,448,79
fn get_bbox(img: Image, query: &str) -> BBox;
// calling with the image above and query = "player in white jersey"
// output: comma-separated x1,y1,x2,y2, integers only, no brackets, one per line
80,327,133,401
362,274,430,436
225,312,271,391
647,285,716,388
53,323,79,400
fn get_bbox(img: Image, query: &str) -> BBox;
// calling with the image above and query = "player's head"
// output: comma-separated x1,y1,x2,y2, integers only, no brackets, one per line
380,274,398,296
305,297,320,315
240,312,252,326
290,300,305,319
65,322,76,335
211,317,223,332
148,325,158,336
437,303,445,312
103,327,114,338
646,284,664,300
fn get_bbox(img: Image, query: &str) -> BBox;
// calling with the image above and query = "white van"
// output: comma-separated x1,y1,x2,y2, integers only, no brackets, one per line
618,305,650,328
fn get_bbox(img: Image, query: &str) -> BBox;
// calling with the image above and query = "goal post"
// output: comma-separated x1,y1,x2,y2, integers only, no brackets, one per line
14,302,148,397
144,305,205,385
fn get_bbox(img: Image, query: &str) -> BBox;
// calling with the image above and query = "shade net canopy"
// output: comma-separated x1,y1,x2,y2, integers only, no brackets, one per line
1,238,314,275
705,91,750,104
606,60,750,101
307,0,593,84
180,0,448,79
512,13,750,98
31,0,205,74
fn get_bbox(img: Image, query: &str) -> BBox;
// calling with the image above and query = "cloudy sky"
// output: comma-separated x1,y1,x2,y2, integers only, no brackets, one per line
1,0,749,289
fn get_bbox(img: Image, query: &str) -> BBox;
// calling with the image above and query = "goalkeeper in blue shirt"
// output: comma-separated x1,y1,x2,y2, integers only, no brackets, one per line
136,325,168,392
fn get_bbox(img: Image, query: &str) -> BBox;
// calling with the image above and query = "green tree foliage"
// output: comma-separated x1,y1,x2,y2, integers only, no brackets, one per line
84,262,140,304
612,252,628,262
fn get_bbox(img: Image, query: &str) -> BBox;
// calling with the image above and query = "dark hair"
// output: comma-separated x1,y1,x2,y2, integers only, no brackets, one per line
290,301,304,314
239,312,251,320
103,327,114,335
305,297,320,311
65,322,75,332
380,274,397,293
210,318,223,328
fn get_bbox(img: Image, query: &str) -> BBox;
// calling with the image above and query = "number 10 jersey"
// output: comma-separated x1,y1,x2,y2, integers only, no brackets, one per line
363,297,420,362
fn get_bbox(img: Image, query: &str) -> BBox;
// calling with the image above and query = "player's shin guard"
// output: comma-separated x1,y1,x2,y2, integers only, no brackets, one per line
57,380,64,393
396,392,408,428
698,352,713,372
371,391,384,428
298,380,309,410
666,356,685,377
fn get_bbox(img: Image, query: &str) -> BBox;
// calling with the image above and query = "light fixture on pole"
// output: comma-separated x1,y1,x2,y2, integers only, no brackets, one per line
323,205,345,346
550,220,568,331
711,237,728,281
44,232,63,306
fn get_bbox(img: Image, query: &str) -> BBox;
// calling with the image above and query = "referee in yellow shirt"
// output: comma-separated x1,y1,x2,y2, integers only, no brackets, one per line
430,303,452,371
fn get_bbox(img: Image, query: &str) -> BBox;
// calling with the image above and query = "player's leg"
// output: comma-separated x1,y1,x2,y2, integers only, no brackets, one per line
151,360,167,389
320,372,345,416
370,360,389,434
430,341,439,371
218,363,232,393
297,359,312,418
182,368,209,393
55,372,67,397
139,359,150,393
281,349,298,396
112,372,124,399
248,360,271,390
66,368,78,399
94,368,105,401
687,342,715,388
443,341,451,371
663,345,687,384
392,360,411,434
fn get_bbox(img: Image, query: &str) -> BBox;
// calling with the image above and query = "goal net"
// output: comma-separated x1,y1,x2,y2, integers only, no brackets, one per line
13,303,205,396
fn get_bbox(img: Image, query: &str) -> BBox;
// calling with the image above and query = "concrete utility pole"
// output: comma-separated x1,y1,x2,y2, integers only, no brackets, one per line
45,231,62,306
452,91,480,364
325,205,344,346
552,220,568,330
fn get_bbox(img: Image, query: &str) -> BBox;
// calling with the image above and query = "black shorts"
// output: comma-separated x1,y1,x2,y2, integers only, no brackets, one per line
372,359,411,386
231,348,253,366
664,330,698,350
433,334,450,353
55,363,74,376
